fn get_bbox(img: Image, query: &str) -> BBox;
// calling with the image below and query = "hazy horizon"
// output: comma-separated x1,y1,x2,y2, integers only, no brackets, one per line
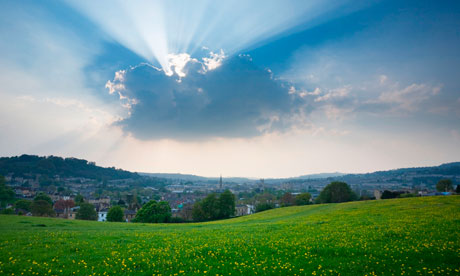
3,153,459,179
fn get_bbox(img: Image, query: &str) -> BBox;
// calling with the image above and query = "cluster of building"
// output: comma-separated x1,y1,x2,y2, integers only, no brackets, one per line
5,170,457,223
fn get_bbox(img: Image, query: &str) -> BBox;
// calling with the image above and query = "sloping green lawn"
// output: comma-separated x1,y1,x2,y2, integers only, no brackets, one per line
0,196,459,275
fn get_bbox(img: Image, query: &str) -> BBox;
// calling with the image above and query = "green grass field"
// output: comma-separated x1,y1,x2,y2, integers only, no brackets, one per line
0,196,459,276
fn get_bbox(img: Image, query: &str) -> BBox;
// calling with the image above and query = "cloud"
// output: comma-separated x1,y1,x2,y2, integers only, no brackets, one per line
321,105,354,121
379,74,388,85
343,81,444,117
296,75,444,123
314,85,351,102
376,83,441,112
202,49,226,71
106,53,306,140
290,87,322,98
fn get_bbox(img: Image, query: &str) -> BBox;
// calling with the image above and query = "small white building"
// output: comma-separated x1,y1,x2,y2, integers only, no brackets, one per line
374,190,382,200
235,204,255,216
247,204,255,215
98,209,108,222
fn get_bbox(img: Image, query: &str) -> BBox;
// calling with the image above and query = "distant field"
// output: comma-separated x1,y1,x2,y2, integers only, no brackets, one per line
0,196,459,275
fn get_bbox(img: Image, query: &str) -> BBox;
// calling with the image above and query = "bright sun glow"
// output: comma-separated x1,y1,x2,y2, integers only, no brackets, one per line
65,0,354,71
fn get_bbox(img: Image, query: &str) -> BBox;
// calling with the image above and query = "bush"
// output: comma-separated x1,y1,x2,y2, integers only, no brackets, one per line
31,200,55,217
170,217,186,223
1,208,15,215
14,199,32,212
295,193,312,205
107,206,124,222
133,200,171,223
359,195,373,200
398,193,417,198
381,190,399,199
255,202,275,212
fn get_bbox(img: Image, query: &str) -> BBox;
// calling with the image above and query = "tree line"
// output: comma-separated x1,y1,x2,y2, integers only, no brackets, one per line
254,182,356,212
131,189,236,223
0,155,138,180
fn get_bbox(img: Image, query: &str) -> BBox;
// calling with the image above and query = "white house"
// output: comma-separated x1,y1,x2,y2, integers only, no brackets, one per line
98,209,108,222
235,204,255,216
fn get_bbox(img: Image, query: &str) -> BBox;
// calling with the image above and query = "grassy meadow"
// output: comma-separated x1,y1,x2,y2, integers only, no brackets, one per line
0,196,459,275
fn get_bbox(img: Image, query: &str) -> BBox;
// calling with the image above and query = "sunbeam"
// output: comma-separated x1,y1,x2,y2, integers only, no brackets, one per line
65,0,360,72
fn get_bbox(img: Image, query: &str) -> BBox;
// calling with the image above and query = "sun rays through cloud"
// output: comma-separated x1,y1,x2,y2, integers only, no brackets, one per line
1,0,460,177
104,52,309,140
65,0,357,72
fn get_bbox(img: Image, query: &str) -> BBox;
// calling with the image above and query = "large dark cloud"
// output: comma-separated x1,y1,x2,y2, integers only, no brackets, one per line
107,55,306,140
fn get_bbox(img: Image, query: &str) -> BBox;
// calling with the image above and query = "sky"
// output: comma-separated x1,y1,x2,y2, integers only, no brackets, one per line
1,0,459,178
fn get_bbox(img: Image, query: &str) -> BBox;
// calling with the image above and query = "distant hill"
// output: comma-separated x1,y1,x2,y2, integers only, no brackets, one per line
262,172,346,184
292,172,346,179
337,162,460,180
0,155,139,180
2,154,459,186
140,173,210,182
326,162,460,187
140,173,256,183
142,162,460,188
142,163,460,186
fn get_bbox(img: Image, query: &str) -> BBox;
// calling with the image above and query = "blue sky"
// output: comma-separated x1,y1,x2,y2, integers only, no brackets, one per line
0,0,459,177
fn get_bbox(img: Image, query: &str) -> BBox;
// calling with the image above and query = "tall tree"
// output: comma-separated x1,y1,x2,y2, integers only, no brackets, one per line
218,190,235,219
117,199,126,207
76,203,97,220
317,182,356,204
192,191,236,221
280,192,295,207
0,175,15,207
179,204,194,221
34,192,53,206
54,199,75,211
191,202,206,222
54,199,75,218
436,179,453,192
74,194,84,206
202,193,220,220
